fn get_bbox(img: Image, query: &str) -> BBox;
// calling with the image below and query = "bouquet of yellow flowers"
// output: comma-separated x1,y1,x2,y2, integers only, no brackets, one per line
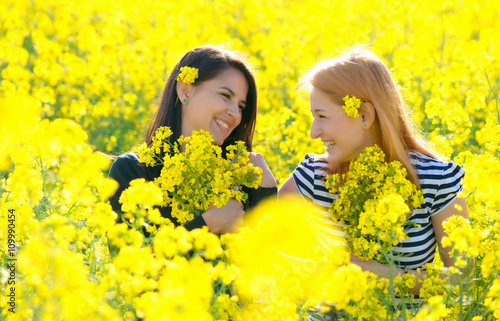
137,127,262,225
326,146,423,261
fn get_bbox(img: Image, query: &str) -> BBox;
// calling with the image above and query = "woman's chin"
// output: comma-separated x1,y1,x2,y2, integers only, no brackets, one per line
326,152,349,164
325,152,339,163
207,131,223,146
212,136,225,146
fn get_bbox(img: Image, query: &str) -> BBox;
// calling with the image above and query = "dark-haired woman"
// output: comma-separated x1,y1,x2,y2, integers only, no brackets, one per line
108,45,277,242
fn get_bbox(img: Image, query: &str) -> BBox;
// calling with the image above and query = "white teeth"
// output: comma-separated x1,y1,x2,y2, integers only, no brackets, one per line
324,141,335,148
216,119,229,129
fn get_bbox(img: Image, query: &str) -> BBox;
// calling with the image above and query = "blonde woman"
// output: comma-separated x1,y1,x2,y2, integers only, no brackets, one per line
279,48,469,296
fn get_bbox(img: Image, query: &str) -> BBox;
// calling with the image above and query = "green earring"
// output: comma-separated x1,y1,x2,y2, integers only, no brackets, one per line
363,124,367,127
183,99,187,103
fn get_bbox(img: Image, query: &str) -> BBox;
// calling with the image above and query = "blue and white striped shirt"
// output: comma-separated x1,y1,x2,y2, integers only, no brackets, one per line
292,152,465,270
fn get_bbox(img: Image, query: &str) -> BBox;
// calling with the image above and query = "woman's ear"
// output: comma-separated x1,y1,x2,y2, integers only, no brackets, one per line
176,80,194,104
359,102,376,128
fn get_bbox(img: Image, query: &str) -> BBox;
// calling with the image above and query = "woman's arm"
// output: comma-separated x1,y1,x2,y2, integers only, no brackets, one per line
278,175,300,195
109,153,247,234
249,152,277,188
432,196,469,267
350,196,470,295
189,152,277,233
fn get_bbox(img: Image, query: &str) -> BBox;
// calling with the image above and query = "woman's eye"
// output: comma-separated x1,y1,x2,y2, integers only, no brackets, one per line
238,105,245,110
221,93,230,99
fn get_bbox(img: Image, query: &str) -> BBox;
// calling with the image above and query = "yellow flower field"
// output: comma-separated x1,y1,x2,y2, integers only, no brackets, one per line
1,0,500,319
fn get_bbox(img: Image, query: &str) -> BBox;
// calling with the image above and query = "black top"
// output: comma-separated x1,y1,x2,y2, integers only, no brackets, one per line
108,152,277,231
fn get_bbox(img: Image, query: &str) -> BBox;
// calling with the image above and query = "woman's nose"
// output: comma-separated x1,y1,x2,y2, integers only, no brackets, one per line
228,103,241,116
227,103,242,121
310,120,321,139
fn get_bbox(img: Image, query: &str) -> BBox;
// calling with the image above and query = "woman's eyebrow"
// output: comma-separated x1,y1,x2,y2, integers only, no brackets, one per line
220,86,235,95
311,107,327,113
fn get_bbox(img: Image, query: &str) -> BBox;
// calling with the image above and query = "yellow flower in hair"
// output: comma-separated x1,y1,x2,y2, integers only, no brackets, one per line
176,66,199,84
343,95,363,118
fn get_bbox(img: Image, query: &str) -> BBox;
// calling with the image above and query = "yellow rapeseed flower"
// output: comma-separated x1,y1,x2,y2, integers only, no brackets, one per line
342,95,363,118
176,66,199,84
138,127,261,224
326,145,422,260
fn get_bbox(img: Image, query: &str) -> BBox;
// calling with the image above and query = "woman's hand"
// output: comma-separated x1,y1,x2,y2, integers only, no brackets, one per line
349,254,424,295
349,254,390,277
249,152,277,188
202,199,245,234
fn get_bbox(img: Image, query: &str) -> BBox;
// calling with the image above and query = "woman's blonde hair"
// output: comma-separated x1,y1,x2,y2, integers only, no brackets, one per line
302,47,440,188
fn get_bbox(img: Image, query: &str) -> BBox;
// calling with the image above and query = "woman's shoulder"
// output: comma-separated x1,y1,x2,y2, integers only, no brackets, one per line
409,151,465,189
296,153,329,171
110,152,141,170
409,152,461,172
108,152,148,182
293,153,330,188
409,152,465,216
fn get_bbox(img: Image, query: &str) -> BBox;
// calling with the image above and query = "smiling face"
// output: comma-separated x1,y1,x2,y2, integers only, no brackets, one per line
309,87,375,164
180,68,249,146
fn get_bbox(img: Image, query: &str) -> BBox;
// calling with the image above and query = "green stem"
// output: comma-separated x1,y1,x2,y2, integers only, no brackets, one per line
171,193,202,216
484,69,499,124
183,158,207,210
472,269,500,314
209,280,227,309
226,151,240,172
36,154,48,195
375,231,400,312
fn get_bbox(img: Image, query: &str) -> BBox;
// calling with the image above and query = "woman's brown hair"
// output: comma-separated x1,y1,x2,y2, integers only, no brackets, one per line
146,44,257,153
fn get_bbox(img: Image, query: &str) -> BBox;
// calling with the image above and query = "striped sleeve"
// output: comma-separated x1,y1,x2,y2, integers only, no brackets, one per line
429,161,465,216
292,154,317,207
